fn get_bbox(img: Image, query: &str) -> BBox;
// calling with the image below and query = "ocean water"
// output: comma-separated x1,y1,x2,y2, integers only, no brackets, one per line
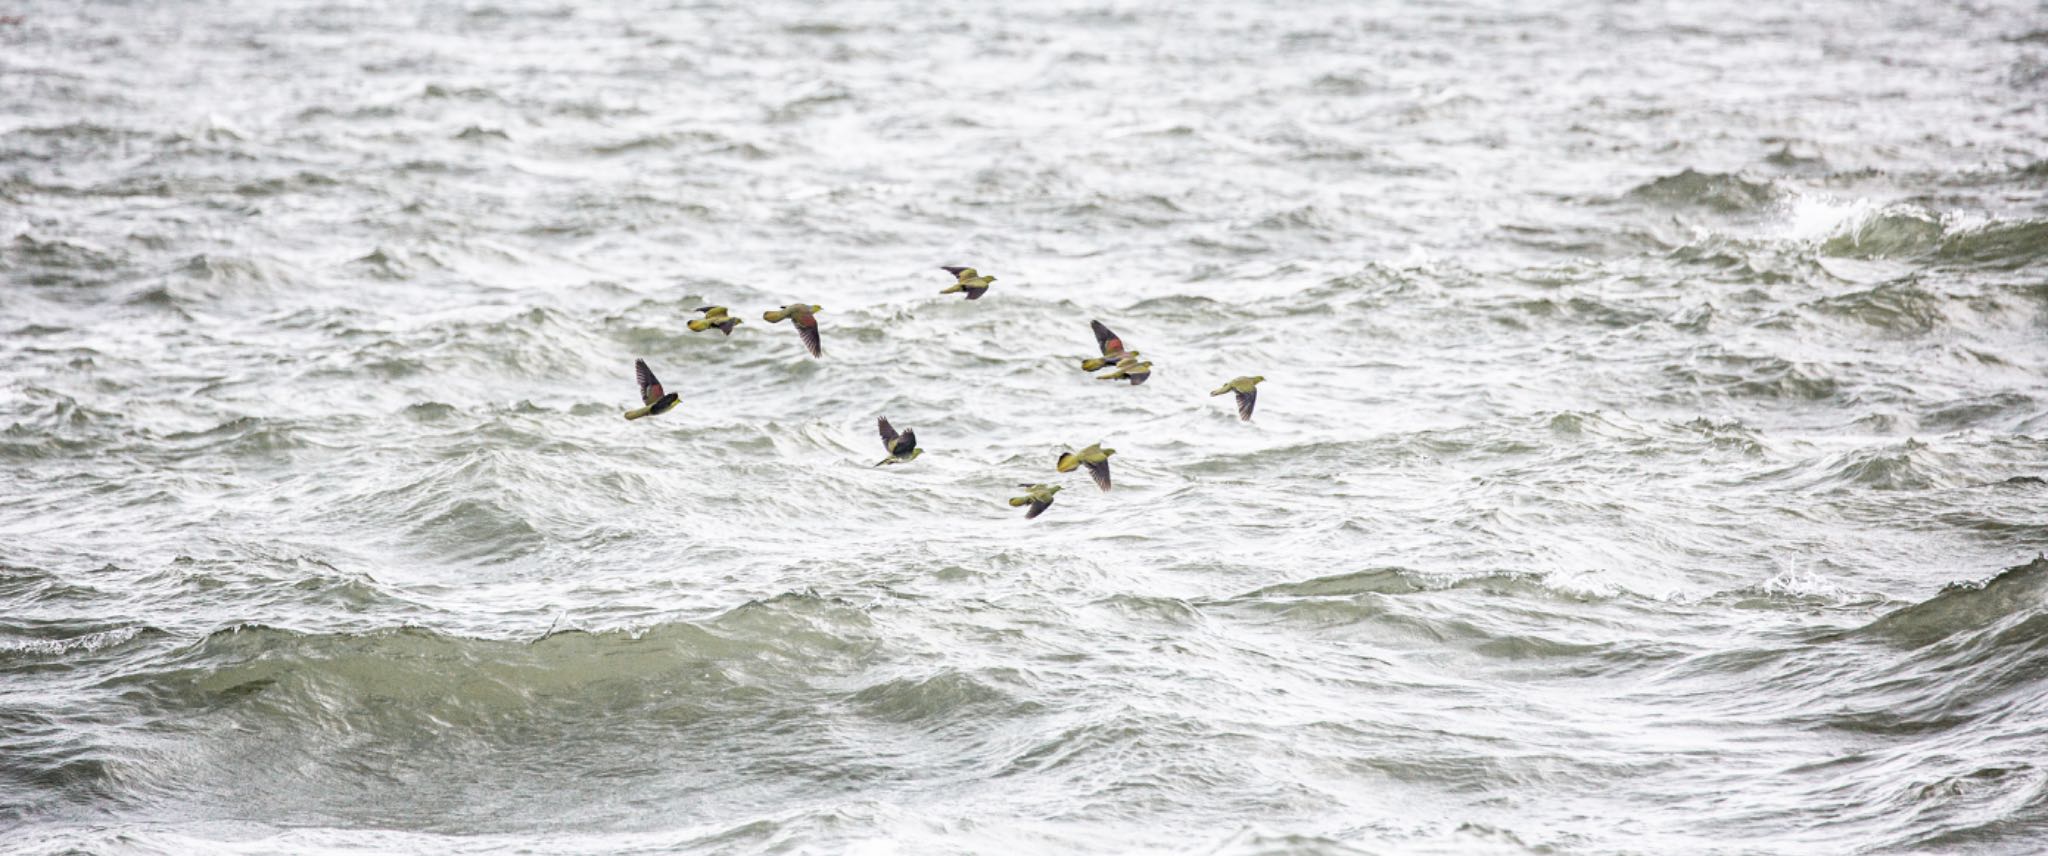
3,0,2047,853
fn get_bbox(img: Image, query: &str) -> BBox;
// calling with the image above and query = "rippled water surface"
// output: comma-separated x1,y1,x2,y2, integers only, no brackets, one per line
5,1,2048,853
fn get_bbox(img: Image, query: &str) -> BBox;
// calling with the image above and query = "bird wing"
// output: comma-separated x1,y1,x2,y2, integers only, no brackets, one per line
964,285,988,300
1084,459,1112,491
695,305,725,316
895,429,917,456
634,359,665,405
1127,366,1150,386
1025,498,1052,519
795,319,821,357
941,266,975,279
1090,320,1124,357
1236,389,1256,420
877,417,898,444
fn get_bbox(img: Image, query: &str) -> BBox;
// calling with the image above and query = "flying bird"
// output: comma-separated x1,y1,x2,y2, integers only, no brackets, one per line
1080,320,1138,372
763,303,823,357
874,417,922,466
1212,376,1264,421
1009,483,1062,519
622,358,680,420
1055,443,1116,491
687,306,741,335
1098,356,1152,385
939,266,996,300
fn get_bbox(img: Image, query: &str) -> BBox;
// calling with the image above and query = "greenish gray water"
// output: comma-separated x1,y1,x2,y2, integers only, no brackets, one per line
3,1,2047,853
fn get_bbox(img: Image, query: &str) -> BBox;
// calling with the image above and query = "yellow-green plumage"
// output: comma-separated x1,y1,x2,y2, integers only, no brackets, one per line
763,303,824,357
687,306,741,335
1098,358,1152,385
1009,483,1061,519
1080,350,1138,372
623,358,681,421
939,266,995,300
1055,443,1116,491
1211,375,1264,421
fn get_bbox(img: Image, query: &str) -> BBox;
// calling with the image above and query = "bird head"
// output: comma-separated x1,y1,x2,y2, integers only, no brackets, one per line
909,448,924,460
810,304,824,313
1047,485,1063,495
1251,375,1265,384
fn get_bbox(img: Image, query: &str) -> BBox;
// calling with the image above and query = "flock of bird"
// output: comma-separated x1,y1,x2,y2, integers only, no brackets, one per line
623,266,1266,520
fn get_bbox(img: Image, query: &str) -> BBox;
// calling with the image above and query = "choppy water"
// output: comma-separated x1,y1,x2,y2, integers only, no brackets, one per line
4,1,2048,853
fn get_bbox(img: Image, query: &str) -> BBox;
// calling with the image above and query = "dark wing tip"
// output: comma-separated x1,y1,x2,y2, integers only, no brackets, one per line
877,417,897,442
899,429,917,452
940,266,970,276
1237,389,1257,421
1024,499,1051,519
797,323,822,357
1086,460,1112,491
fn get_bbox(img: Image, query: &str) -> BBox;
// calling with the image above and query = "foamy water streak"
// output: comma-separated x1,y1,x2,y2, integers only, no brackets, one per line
3,0,2047,853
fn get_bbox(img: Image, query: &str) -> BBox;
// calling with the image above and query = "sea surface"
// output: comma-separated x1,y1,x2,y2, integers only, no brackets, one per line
4,1,2047,853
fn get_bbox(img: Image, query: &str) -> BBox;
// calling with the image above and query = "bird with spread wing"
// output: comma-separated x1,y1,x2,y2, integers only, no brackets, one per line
622,359,681,420
874,417,922,466
763,303,824,357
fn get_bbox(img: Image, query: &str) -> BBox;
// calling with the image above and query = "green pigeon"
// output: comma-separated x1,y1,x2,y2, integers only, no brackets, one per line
874,417,922,466
1080,320,1137,372
1008,483,1061,519
763,303,823,357
1055,443,1116,491
939,266,996,300
1098,356,1152,385
687,306,741,335
1211,376,1264,421
622,358,680,420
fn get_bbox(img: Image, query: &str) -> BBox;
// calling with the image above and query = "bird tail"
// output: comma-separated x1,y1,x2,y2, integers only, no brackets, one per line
1008,496,1030,507
687,319,711,332
763,309,788,322
1210,386,1229,396
1097,373,1122,381
623,406,652,420
940,283,962,294
1056,453,1079,473
1081,357,1108,371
